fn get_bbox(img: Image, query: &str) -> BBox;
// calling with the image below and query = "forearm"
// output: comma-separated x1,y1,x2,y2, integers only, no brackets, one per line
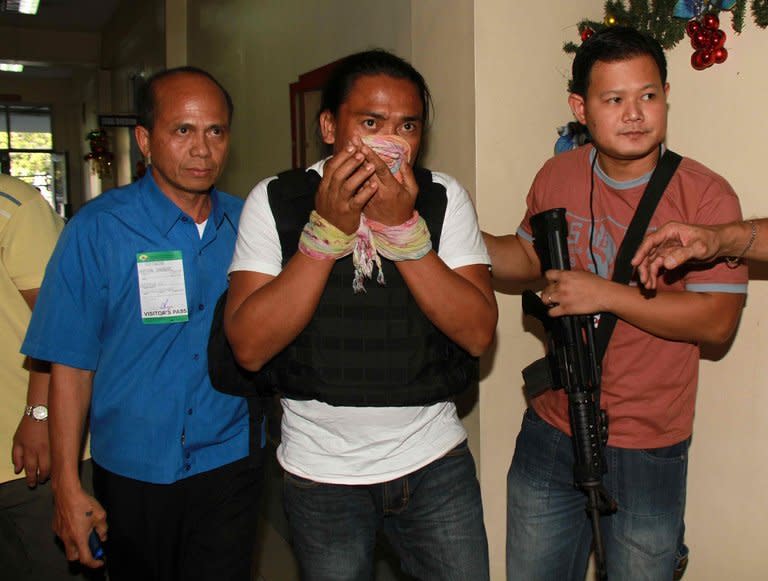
714,219,768,261
226,253,334,370
50,365,92,494
12,359,53,483
483,232,541,282
48,366,105,568
604,284,744,344
397,254,497,356
25,358,51,405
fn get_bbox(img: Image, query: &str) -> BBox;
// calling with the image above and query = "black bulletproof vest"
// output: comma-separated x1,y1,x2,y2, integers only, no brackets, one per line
264,166,478,406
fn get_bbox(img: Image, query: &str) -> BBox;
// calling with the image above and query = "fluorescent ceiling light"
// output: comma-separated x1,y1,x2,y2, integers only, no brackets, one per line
3,0,40,15
0,63,24,72
19,0,40,14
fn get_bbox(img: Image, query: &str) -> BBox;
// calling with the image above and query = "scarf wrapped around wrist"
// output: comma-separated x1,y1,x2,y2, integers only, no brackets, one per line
298,210,432,293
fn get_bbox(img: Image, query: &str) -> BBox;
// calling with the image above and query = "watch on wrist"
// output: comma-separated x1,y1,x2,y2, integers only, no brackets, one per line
24,404,48,422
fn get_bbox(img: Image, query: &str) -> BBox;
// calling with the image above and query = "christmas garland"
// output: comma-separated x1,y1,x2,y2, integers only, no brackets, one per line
754,0,768,27
564,1,768,70
84,129,114,178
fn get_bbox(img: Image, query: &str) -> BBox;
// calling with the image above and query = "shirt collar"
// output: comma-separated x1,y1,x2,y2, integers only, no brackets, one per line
312,158,328,177
141,168,227,235
588,144,666,191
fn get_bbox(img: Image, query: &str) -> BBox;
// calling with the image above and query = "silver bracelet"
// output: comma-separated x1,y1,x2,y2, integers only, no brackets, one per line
725,220,758,268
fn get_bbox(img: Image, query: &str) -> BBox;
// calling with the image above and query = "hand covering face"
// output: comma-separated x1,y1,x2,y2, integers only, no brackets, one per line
362,135,411,183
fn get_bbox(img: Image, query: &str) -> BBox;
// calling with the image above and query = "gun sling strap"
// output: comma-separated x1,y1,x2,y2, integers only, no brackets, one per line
593,147,682,362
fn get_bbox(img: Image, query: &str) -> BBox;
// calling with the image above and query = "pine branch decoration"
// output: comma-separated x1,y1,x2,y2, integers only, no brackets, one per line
564,0,767,54
732,0,747,32
754,0,768,27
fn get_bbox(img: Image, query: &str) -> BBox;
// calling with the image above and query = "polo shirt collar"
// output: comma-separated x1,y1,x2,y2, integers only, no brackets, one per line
141,168,227,235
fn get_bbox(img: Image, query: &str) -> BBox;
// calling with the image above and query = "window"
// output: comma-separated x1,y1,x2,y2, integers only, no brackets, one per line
0,104,64,213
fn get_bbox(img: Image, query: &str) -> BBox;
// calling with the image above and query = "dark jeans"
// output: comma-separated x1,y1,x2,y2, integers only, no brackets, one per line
507,408,689,581
0,460,103,581
92,451,264,581
283,440,489,581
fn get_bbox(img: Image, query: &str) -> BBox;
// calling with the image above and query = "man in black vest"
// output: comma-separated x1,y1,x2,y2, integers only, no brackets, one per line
225,50,497,580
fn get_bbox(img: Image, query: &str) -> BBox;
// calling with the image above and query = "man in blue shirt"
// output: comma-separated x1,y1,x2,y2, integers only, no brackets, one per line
22,67,262,581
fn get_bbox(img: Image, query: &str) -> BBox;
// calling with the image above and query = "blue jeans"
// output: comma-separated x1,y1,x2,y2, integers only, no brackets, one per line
507,408,688,581
283,440,489,581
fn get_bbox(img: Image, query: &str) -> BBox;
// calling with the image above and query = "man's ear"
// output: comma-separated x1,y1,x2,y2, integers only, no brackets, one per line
319,110,336,145
135,126,151,158
568,93,587,126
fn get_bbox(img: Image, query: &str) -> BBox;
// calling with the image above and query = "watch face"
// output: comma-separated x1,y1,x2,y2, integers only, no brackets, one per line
31,405,48,421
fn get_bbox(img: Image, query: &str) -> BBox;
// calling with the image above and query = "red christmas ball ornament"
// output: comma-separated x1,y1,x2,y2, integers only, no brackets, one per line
714,47,728,64
703,12,720,30
691,30,708,49
685,19,701,38
581,27,594,42
691,50,715,70
711,29,726,49
691,51,706,70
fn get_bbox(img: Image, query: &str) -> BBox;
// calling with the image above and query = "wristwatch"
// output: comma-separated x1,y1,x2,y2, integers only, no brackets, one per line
24,404,48,422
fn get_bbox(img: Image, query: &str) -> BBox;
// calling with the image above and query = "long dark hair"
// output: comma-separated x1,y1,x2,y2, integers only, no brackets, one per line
320,49,432,125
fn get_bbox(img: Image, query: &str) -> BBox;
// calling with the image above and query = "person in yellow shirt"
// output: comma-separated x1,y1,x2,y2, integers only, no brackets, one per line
0,173,94,580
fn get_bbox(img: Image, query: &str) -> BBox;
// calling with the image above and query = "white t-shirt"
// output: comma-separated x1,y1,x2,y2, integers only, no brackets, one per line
230,159,490,484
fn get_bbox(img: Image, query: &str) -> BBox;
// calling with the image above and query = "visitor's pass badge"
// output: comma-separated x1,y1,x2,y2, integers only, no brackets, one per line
137,251,189,324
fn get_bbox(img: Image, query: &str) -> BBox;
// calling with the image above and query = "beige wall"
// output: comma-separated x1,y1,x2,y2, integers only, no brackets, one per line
411,0,476,194
664,16,768,579
476,1,768,579
186,0,411,199
410,0,481,465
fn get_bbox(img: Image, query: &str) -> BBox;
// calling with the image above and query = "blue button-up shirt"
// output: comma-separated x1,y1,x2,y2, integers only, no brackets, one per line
23,170,249,484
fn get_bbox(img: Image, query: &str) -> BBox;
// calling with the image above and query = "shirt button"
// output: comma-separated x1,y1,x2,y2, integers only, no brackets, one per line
187,408,193,415
181,216,189,223
198,304,204,311
184,464,191,472
192,353,199,360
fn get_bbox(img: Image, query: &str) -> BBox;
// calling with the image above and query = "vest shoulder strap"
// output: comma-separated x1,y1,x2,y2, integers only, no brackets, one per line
268,168,320,264
413,166,447,250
